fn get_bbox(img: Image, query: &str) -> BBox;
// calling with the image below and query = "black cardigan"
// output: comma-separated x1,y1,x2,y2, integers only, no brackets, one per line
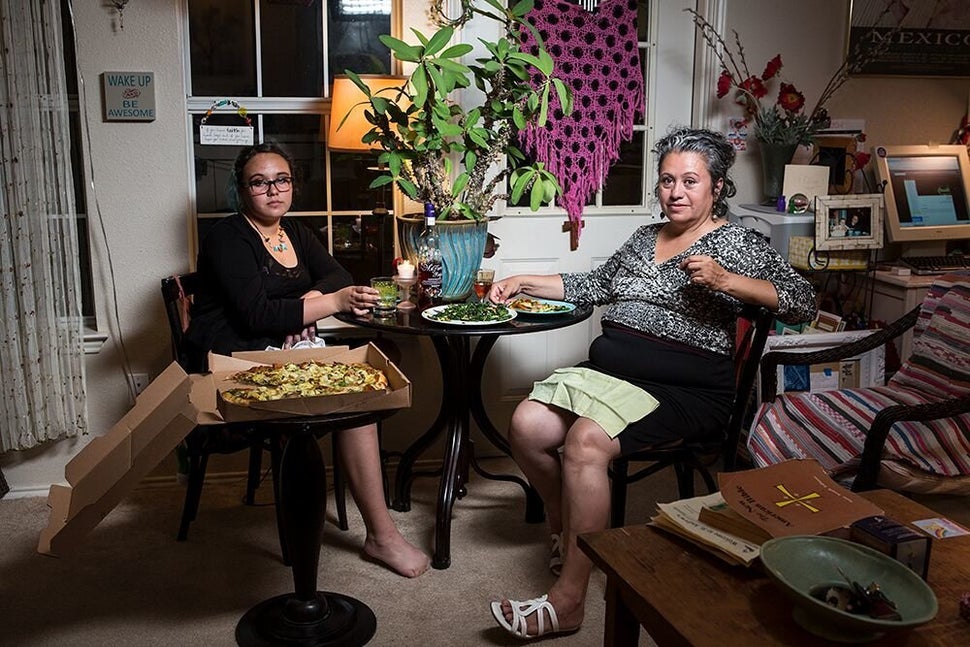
184,213,352,370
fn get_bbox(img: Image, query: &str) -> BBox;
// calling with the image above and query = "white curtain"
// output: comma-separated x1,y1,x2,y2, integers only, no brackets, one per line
0,0,86,451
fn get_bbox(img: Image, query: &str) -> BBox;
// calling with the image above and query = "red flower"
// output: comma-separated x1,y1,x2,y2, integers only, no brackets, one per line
762,55,783,80
739,75,767,99
853,152,871,168
777,83,805,113
716,70,732,98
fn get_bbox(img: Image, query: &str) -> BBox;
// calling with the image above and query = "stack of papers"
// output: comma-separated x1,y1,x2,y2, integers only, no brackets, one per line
651,492,761,567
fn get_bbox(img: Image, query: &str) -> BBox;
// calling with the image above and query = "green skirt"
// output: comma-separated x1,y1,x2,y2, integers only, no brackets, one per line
529,367,659,438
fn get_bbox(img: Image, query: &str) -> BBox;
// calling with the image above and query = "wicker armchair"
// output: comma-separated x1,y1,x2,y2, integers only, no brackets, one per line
748,273,970,494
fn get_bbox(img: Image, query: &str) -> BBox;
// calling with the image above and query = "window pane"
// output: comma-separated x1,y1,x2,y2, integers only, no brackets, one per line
602,132,645,206
326,1,392,82
329,151,386,212
188,0,256,96
261,114,329,212
637,0,649,42
192,113,241,213
260,1,325,97
329,213,394,281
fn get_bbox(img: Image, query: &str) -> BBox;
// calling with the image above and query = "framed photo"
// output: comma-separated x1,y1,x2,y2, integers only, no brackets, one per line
848,0,970,77
811,310,845,333
815,194,884,251
812,134,858,194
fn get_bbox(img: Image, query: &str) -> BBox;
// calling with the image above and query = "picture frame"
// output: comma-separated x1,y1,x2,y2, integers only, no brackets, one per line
848,0,970,77
811,134,858,194
815,194,884,251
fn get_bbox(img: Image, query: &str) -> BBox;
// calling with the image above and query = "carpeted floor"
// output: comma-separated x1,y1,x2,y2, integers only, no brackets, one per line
0,457,673,647
3,457,967,646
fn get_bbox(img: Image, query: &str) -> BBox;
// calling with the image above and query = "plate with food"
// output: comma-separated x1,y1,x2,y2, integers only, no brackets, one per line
421,302,517,326
507,297,576,316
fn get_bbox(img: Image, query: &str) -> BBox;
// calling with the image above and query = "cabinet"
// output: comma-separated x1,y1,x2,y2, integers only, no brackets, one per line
870,270,935,362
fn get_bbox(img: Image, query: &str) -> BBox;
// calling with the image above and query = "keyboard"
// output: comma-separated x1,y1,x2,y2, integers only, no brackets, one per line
899,255,970,275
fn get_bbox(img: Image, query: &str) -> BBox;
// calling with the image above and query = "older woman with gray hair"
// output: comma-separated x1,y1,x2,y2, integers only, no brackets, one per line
487,127,817,639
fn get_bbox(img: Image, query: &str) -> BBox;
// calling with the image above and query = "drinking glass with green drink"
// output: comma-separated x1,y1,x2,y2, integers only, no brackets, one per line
370,277,398,314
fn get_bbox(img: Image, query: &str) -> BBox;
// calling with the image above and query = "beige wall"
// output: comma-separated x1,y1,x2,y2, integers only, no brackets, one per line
2,0,968,494
2,1,192,493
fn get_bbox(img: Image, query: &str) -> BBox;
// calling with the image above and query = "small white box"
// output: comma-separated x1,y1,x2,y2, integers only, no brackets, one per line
729,204,815,260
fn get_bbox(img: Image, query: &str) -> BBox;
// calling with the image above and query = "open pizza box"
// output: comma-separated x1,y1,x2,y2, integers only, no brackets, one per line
38,343,409,556
207,343,410,421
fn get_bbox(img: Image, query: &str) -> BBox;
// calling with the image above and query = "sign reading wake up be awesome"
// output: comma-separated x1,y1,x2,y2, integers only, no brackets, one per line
102,72,155,122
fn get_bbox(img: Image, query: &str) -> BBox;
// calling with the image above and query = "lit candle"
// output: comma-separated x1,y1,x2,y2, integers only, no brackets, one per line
397,260,415,279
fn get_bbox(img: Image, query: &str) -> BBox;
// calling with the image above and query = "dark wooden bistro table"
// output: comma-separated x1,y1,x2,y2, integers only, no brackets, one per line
335,302,593,568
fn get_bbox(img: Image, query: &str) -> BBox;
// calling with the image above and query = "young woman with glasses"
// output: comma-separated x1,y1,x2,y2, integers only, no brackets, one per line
184,142,430,578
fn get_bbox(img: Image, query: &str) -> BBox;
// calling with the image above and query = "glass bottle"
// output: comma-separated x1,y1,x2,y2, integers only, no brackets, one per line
417,202,443,307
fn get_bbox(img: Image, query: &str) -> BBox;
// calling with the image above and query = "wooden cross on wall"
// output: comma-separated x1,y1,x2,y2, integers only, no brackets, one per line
562,219,585,251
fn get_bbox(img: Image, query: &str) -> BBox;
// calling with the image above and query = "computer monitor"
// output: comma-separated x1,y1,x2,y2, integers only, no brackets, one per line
872,144,970,256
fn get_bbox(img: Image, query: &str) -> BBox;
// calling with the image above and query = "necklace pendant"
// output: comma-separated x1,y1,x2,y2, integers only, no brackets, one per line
272,242,289,253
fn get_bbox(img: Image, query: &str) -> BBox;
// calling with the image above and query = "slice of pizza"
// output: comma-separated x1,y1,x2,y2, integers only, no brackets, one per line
223,360,388,405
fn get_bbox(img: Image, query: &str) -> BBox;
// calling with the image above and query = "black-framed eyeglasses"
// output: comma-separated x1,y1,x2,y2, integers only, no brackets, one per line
247,177,293,195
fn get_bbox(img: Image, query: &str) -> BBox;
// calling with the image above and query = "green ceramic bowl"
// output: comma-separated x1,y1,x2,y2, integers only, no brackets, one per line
760,535,938,643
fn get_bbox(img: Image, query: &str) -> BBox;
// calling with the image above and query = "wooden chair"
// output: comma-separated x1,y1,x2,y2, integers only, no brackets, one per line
748,272,970,494
609,306,774,527
161,273,356,543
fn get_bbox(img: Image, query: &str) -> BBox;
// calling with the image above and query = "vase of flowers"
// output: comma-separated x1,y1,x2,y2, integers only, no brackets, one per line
687,8,891,205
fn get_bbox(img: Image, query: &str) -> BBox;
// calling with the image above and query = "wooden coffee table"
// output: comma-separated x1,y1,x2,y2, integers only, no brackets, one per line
578,489,970,646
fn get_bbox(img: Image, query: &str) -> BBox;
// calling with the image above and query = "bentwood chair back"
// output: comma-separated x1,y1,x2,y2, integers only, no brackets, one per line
609,305,774,527
161,273,269,540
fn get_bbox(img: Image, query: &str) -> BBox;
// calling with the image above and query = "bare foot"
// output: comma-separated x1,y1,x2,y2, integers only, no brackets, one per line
363,533,430,578
495,590,584,636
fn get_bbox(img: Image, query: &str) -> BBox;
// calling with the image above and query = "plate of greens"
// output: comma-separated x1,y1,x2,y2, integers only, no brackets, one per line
421,303,517,326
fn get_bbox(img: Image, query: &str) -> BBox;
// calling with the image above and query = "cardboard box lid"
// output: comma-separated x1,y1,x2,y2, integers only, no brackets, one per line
38,342,411,556
39,362,197,556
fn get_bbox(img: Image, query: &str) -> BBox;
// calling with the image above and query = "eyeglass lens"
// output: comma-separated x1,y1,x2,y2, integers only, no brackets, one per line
248,177,292,194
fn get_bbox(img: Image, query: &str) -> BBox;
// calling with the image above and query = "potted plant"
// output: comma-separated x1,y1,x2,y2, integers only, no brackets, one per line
340,0,571,300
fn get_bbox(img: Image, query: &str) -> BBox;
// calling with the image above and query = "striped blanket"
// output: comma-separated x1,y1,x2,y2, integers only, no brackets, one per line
748,272,970,493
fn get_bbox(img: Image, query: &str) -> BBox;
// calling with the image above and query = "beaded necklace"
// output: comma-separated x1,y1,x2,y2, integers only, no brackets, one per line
244,215,289,253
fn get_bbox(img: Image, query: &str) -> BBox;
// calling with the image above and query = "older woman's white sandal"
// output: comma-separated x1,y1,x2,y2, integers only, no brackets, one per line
490,594,578,639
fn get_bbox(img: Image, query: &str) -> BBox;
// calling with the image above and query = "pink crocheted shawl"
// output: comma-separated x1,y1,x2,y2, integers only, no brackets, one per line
518,0,644,249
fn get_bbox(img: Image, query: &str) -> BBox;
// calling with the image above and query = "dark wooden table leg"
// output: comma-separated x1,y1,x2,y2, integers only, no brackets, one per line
236,428,376,646
603,579,640,647
391,337,452,512
430,337,469,569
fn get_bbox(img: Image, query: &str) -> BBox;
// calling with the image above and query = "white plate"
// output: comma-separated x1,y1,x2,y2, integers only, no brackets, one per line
421,304,517,326
507,297,576,316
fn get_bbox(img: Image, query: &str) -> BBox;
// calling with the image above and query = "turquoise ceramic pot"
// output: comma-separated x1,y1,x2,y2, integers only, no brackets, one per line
397,214,488,302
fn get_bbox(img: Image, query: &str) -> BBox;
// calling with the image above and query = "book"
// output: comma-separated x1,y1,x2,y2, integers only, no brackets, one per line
698,501,773,545
647,460,885,568
717,459,884,538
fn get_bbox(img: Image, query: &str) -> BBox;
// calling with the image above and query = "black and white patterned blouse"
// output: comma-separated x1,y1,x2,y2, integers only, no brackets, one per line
562,222,817,356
